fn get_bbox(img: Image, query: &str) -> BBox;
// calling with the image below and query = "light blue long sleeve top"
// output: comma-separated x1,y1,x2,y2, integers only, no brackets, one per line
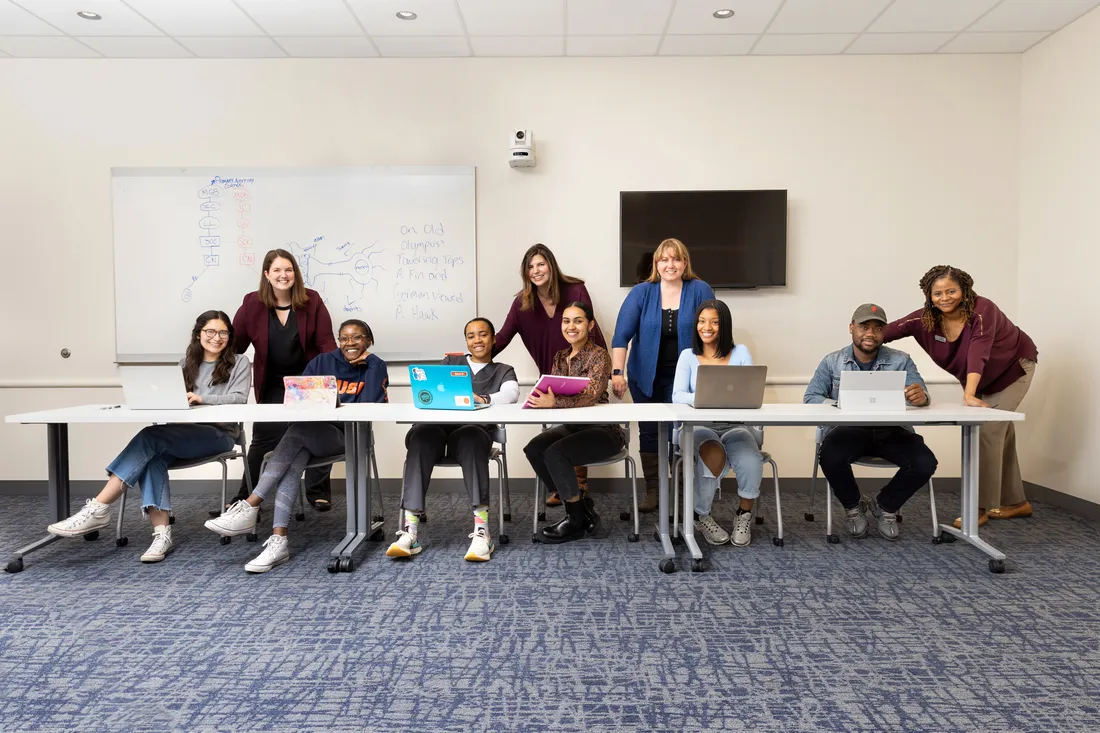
671,346,763,445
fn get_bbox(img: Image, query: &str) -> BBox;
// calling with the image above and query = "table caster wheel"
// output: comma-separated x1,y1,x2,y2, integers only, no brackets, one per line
827,534,840,545
84,531,100,542
627,533,639,543
773,537,784,547
5,557,24,573
755,516,764,525
691,558,708,572
327,557,340,574
659,559,676,574
220,536,231,546
804,513,815,522
116,537,128,548
989,559,1006,574
503,513,511,522
339,557,354,573
168,516,176,525
941,533,957,543
619,511,630,521
537,512,546,522
369,528,385,541
295,513,305,522
500,534,510,545
246,533,258,543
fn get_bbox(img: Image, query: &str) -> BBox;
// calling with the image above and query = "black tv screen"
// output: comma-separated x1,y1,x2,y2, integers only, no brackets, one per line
619,190,788,288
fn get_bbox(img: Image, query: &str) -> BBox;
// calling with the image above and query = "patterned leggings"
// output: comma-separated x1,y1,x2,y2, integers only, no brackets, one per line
252,422,345,529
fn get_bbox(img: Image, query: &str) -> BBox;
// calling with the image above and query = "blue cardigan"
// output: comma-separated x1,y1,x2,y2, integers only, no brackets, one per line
611,278,715,397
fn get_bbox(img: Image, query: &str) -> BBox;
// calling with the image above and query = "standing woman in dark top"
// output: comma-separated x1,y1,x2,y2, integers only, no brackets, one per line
885,265,1038,527
611,238,715,513
226,248,338,509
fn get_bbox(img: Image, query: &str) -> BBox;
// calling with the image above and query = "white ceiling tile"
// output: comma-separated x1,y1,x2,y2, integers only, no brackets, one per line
276,36,378,57
769,0,891,34
78,35,191,57
0,0,63,35
372,35,470,56
177,36,287,57
567,35,660,56
971,1,1099,32
567,0,673,36
0,35,100,56
940,31,1048,52
666,0,782,35
348,0,465,36
752,33,856,54
12,0,161,35
457,0,563,35
659,34,756,55
234,0,362,36
122,0,263,37
869,0,1001,33
470,35,562,56
846,32,955,54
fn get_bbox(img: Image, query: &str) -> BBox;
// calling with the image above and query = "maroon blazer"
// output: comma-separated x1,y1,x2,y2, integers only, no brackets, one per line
232,289,337,402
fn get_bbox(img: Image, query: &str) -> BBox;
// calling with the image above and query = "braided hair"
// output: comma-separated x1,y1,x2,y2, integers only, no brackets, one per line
918,265,977,332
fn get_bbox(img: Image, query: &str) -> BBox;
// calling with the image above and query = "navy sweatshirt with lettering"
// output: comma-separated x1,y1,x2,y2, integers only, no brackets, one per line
302,350,389,404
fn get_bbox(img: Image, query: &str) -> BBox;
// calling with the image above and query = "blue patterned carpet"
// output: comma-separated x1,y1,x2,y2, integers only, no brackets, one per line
1,487,1099,733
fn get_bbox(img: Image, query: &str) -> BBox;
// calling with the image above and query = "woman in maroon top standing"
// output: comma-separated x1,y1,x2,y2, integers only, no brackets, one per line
494,243,606,506
885,265,1038,527
222,249,338,510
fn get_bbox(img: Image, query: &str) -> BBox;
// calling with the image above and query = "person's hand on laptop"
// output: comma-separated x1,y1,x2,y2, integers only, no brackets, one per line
187,392,204,406
904,383,930,407
474,394,489,405
526,387,556,409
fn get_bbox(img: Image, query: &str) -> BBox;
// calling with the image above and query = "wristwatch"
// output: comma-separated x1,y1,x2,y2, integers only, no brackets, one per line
612,369,624,376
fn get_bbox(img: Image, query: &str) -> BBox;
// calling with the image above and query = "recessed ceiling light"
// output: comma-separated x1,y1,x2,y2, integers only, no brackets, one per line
76,11,102,20
713,9,735,19
396,11,417,20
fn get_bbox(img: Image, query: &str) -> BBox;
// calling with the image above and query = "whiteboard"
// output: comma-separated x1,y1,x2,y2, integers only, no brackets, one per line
111,166,476,362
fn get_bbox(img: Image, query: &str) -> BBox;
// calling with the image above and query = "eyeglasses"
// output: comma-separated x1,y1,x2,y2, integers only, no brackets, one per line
338,335,368,344
202,329,230,339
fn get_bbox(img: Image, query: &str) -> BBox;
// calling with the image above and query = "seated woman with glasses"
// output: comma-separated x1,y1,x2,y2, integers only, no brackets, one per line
204,319,388,573
47,310,251,564
671,299,764,548
523,301,625,544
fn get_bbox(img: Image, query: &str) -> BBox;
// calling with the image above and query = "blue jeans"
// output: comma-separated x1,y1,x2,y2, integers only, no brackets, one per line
690,425,763,516
107,424,235,513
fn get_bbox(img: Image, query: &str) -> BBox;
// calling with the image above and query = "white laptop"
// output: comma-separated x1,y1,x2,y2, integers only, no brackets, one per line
120,365,191,410
838,371,906,411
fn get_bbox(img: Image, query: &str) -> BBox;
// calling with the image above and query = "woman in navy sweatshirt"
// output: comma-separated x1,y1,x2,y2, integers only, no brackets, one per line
204,319,388,573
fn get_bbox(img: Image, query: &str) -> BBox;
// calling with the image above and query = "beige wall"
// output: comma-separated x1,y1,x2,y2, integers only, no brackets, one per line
0,55,1024,481
1017,9,1100,503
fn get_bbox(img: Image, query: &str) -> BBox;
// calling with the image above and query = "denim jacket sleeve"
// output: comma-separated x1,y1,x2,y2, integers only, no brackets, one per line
804,355,837,405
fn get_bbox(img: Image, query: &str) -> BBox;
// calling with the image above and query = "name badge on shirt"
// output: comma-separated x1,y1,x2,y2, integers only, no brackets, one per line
934,335,947,342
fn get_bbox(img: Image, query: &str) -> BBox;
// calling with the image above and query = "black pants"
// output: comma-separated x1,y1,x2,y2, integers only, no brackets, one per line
524,424,626,502
239,421,332,503
401,424,493,512
628,369,675,454
819,426,938,513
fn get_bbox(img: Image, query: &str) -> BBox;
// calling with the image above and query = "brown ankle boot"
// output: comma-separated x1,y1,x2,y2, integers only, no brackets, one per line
639,452,661,513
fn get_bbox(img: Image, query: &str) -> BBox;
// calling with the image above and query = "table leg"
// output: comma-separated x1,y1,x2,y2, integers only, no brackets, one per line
939,424,1007,571
339,421,374,565
655,422,675,569
5,424,69,573
328,422,361,570
680,422,705,568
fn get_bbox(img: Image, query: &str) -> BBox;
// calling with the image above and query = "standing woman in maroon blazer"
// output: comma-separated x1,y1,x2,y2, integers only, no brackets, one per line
225,248,338,509
885,265,1038,528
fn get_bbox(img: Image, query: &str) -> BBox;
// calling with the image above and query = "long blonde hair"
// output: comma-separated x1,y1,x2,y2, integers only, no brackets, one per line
646,238,698,283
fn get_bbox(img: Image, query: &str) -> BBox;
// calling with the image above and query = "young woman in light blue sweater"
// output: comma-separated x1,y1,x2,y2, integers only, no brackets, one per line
672,300,763,548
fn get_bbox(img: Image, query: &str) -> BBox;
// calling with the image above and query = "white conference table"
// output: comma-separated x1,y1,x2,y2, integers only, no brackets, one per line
669,402,1024,574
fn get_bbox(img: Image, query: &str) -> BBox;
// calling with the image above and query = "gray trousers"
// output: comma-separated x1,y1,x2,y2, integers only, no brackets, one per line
401,424,493,512
252,422,345,528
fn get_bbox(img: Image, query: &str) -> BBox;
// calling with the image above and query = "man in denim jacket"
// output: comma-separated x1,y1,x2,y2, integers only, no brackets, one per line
804,304,938,540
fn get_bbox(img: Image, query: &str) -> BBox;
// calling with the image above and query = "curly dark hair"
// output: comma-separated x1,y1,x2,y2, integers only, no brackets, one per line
918,265,977,332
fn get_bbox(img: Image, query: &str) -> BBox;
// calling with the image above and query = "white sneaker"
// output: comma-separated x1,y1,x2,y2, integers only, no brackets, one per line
244,534,290,573
464,527,495,562
140,526,174,563
731,508,754,547
386,529,422,558
47,499,111,537
694,514,730,546
203,500,258,537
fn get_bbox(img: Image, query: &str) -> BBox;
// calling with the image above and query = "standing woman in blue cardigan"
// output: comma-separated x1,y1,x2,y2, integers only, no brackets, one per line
611,238,715,512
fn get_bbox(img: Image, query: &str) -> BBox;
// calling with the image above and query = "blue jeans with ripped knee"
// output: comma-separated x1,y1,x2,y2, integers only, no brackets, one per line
690,425,763,517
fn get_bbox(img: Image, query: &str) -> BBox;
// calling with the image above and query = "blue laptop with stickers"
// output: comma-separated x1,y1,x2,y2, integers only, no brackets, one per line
409,364,491,411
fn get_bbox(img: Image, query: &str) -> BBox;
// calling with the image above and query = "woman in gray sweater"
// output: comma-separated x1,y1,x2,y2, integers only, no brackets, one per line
46,310,251,563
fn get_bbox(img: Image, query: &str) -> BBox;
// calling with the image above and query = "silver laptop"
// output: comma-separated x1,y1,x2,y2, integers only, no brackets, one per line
120,365,191,410
694,365,768,409
838,371,906,411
